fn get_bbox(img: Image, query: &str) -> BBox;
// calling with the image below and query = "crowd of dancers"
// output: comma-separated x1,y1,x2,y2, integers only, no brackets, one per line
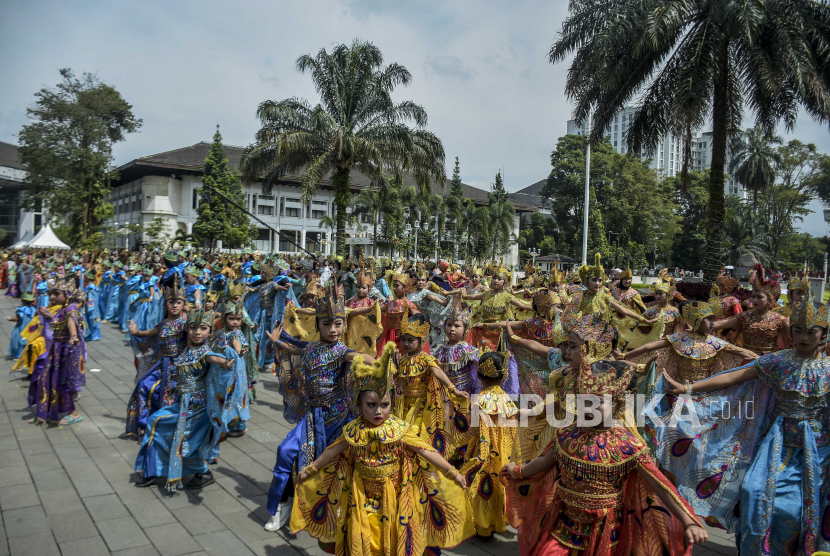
1,247,828,556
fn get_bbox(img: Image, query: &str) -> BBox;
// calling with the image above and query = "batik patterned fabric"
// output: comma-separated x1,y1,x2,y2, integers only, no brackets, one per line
652,350,830,554
734,310,792,355
466,290,515,353
395,351,474,460
289,415,475,556
460,384,518,536
26,303,86,423
643,304,682,335
408,288,450,350
125,316,186,439
510,316,566,398
345,298,383,356
208,328,250,435
134,343,238,490
266,339,354,516
503,422,699,556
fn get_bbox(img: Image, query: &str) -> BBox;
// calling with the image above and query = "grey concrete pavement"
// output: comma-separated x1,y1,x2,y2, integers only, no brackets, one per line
0,292,735,556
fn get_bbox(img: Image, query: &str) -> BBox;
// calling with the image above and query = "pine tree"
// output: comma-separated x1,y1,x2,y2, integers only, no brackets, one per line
488,171,508,205
445,157,466,258
192,126,256,251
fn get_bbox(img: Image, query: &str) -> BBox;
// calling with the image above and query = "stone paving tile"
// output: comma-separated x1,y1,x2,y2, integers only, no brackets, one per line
0,293,740,556
7,531,59,556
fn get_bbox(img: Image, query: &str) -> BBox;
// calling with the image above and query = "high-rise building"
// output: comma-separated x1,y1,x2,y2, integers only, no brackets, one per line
567,108,746,198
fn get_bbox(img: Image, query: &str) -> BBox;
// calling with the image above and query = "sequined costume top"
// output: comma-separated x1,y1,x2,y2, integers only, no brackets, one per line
258,281,280,309
173,344,211,408
717,295,743,317
754,351,830,447
433,343,479,394
736,310,791,355
158,316,186,357
477,290,515,323
342,415,411,512
396,352,440,399
210,329,248,353
346,297,373,309
575,290,612,320
384,298,419,331
550,423,649,549
50,303,83,343
302,341,353,425
665,333,734,383
644,305,680,333
522,316,561,347
408,289,447,326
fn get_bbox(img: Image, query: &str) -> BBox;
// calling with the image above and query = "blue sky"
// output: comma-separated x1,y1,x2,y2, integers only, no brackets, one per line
1,0,828,235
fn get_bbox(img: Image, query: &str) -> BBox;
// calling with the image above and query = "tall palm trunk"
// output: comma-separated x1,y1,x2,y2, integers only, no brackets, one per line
373,213,378,257
332,169,350,256
703,39,730,281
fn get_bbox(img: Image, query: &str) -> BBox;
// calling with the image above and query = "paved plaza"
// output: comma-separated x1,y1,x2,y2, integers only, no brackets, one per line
0,293,737,556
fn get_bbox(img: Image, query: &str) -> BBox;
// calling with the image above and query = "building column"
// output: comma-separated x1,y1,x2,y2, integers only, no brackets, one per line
301,229,306,253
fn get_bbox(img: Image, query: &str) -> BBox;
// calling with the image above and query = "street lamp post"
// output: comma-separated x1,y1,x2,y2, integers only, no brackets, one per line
529,247,540,267
581,109,592,265
405,222,421,260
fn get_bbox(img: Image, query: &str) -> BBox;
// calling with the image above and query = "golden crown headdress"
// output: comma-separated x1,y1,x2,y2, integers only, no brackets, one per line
749,263,780,300
790,288,830,330
401,305,430,338
571,314,616,364
314,275,347,321
443,306,472,328
478,351,512,380
163,279,186,303
620,261,633,279
204,290,221,305
578,253,606,284
650,268,676,295
227,281,247,299
219,298,246,316
533,289,555,319
576,360,637,414
351,342,397,404
492,258,512,282
186,307,215,328
788,273,809,292
356,265,374,287
682,301,715,331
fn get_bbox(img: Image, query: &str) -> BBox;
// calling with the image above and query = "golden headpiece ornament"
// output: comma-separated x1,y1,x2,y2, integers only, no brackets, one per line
163,280,186,303
790,287,830,330
478,351,512,380
186,307,215,328
576,360,637,415
204,290,221,306
314,276,347,321
356,265,373,287
523,260,536,275
620,262,633,280
578,253,606,284
401,305,430,338
571,314,616,364
715,266,739,294
443,306,472,329
548,268,566,286
533,289,555,319
390,261,411,288
788,273,809,293
220,298,246,316
351,343,397,405
749,263,781,301
225,281,245,299
650,268,676,295
681,301,715,331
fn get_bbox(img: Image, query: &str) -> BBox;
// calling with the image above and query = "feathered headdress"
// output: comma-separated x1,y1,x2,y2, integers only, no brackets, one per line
749,263,781,301
578,253,606,284
790,287,830,330
351,342,397,405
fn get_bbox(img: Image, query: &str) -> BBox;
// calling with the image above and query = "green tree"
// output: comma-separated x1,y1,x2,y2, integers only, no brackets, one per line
193,126,256,251
143,216,171,251
550,0,830,279
18,69,142,248
241,40,445,256
444,157,466,258
541,135,679,265
721,196,772,266
668,171,710,270
486,171,515,258
729,127,781,210
518,213,557,260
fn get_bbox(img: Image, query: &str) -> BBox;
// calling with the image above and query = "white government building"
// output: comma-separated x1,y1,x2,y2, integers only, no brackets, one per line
106,142,536,265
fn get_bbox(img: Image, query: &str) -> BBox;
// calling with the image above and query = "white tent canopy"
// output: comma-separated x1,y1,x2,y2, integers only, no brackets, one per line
10,231,32,249
24,224,70,249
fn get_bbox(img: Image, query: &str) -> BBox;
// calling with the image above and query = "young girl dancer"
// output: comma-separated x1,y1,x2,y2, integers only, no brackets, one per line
263,291,375,532
289,342,475,556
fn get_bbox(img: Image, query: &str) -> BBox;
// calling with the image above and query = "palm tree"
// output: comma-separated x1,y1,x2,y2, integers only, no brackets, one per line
729,126,782,209
721,198,772,266
460,199,490,260
550,0,830,280
241,40,445,256
488,201,516,259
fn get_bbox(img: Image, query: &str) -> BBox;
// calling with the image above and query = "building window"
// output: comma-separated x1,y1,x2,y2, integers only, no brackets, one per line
312,209,326,219
285,197,301,203
258,205,274,215
285,207,300,218
192,189,198,209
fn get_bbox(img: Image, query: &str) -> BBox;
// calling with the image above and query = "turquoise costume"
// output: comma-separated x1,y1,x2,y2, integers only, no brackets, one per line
134,342,239,490
652,350,830,554
98,270,113,316
83,283,101,341
209,328,250,435
9,305,36,358
120,274,142,332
